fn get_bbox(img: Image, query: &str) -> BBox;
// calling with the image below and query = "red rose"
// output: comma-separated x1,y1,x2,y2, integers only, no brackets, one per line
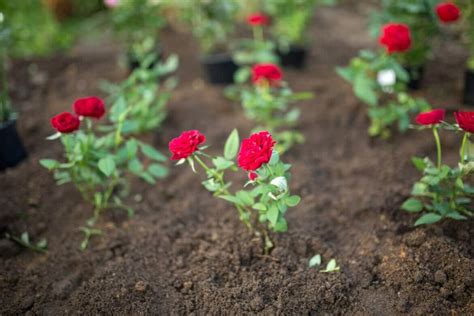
73,96,105,119
247,13,269,26
251,63,283,86
415,109,445,125
379,23,412,54
51,112,80,133
454,111,474,133
436,2,461,23
169,130,206,160
238,131,276,172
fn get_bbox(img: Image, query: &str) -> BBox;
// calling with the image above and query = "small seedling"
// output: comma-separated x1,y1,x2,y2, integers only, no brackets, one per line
320,259,340,273
6,232,47,253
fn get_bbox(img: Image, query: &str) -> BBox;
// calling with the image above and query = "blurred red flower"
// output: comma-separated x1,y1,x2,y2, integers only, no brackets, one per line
247,13,270,26
455,111,474,133
379,23,412,54
251,63,283,86
51,112,80,133
415,109,445,125
73,96,105,119
436,2,461,23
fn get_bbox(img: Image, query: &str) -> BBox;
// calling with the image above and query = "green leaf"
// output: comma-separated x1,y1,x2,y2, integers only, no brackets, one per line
98,157,116,177
269,150,279,165
224,129,239,160
21,232,30,245
411,157,427,171
219,195,243,205
141,144,167,162
236,190,254,206
253,203,267,211
267,206,279,226
126,139,138,158
274,217,288,232
446,212,467,221
414,213,442,226
40,159,59,170
212,157,234,170
309,254,321,267
354,73,377,106
128,159,143,173
148,164,168,178
286,195,301,207
401,198,423,213
321,259,340,273
36,238,48,249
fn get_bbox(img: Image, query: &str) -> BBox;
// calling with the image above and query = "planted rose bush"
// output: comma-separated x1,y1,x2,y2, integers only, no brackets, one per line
41,96,168,249
337,23,431,138
170,129,301,252
402,109,473,225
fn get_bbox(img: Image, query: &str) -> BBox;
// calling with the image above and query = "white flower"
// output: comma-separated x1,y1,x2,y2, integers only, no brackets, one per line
377,69,396,87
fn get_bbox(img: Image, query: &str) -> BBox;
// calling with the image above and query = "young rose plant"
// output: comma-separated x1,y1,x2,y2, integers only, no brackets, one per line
233,12,278,65
170,129,301,252
40,97,168,249
402,109,473,225
101,53,178,135
337,24,431,138
228,63,312,152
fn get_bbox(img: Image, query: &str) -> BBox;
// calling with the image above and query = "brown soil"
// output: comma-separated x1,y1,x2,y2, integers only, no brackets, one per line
1,2,473,314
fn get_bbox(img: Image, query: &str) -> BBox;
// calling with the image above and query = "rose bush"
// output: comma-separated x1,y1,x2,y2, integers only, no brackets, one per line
171,129,301,253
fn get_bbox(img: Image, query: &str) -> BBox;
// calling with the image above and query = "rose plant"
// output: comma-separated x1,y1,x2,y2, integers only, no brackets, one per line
41,96,168,249
107,0,166,63
402,109,473,225
228,63,312,152
337,24,431,138
368,0,441,70
100,53,178,135
233,12,278,66
170,129,301,253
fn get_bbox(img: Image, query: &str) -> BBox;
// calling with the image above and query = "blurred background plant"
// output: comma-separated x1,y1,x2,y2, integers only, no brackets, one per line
369,0,440,68
0,11,12,123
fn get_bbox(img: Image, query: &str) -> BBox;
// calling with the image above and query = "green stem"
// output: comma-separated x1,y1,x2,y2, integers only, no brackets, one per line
253,26,264,43
432,127,442,169
460,133,469,164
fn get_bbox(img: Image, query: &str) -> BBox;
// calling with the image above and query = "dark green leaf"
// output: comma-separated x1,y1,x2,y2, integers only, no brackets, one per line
401,198,423,213
414,213,442,226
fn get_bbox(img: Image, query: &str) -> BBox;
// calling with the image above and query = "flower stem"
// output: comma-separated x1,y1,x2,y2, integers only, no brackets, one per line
432,127,442,169
194,155,210,172
253,26,263,43
460,133,469,164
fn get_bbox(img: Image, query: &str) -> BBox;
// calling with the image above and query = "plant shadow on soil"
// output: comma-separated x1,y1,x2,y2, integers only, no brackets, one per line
0,2,473,314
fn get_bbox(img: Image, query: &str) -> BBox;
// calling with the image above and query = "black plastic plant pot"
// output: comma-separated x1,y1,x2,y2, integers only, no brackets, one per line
277,45,308,69
463,70,474,106
201,53,238,85
0,119,27,171
403,65,425,90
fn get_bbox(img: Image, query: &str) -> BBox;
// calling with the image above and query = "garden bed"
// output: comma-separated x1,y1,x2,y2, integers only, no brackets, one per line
0,2,472,314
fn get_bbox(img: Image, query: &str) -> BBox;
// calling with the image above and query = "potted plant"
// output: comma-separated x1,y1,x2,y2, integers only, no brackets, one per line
107,0,166,71
0,14,27,171
369,0,441,90
178,0,240,84
263,0,336,69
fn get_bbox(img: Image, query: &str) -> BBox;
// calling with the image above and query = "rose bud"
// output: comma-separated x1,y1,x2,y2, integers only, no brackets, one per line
436,2,461,23
238,131,276,172
169,130,206,160
379,23,412,54
252,63,283,86
454,111,474,133
73,96,106,119
248,171,258,181
51,112,81,133
415,109,445,125
247,13,270,26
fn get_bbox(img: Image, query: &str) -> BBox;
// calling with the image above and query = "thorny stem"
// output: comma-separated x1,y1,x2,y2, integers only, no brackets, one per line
432,127,442,169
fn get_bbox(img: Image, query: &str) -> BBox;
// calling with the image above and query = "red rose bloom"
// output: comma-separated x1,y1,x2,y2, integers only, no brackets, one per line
436,2,461,23
379,23,412,54
73,96,105,119
454,111,474,133
238,131,276,172
415,109,445,125
251,63,283,86
247,13,269,26
169,130,206,160
248,171,258,181
51,112,80,133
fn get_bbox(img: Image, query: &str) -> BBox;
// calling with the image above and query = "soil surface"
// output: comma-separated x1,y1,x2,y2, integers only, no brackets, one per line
1,2,473,314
